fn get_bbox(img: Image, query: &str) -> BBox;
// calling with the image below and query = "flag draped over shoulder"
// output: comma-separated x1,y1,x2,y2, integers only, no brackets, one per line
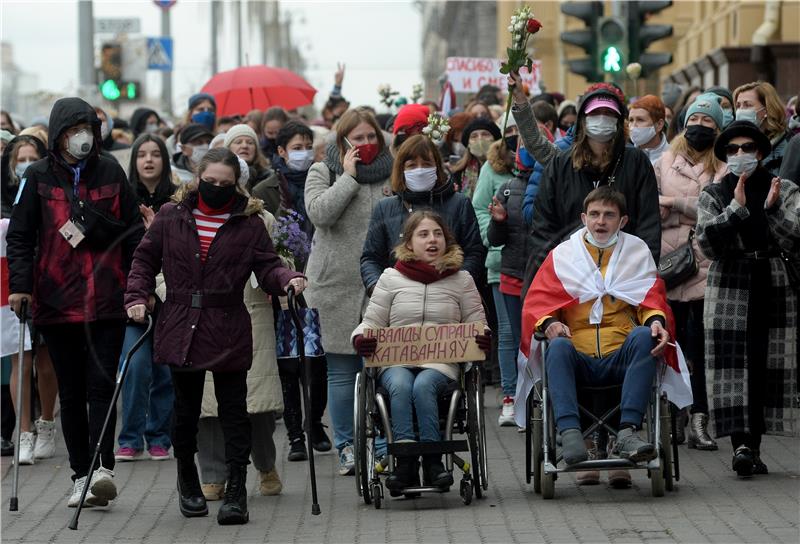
513,228,693,426
1,218,31,357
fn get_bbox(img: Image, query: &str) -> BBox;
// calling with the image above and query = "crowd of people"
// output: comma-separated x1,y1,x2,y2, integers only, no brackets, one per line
0,65,797,524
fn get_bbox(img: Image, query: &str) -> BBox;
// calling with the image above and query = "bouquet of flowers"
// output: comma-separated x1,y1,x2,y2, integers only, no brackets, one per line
421,113,450,146
410,83,424,104
271,209,311,268
377,84,399,109
499,5,543,138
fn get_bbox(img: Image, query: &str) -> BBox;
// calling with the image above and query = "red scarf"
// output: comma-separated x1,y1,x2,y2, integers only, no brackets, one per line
197,192,235,215
394,259,458,284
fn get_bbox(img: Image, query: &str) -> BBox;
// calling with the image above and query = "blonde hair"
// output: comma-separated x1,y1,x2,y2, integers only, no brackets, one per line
486,139,513,174
733,81,787,141
669,131,722,176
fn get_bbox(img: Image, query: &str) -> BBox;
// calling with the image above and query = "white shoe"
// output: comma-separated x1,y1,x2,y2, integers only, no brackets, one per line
67,476,98,508
87,466,117,506
498,396,516,427
17,432,35,465
33,418,57,459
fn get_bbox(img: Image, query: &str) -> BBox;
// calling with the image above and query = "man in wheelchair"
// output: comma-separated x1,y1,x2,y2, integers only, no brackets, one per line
523,187,671,468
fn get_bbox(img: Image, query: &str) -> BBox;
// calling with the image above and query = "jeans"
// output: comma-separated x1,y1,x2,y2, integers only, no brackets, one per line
170,369,250,465
325,353,362,451
503,293,523,347
198,412,277,483
39,320,126,480
545,327,657,432
669,299,708,415
379,367,453,442
117,323,174,450
279,356,327,442
492,285,518,396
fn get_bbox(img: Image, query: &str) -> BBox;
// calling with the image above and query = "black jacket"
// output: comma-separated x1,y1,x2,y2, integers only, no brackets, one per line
360,182,486,289
487,174,532,280
6,97,143,324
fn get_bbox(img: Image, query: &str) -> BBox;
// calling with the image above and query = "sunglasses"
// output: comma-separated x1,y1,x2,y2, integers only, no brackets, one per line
725,142,758,155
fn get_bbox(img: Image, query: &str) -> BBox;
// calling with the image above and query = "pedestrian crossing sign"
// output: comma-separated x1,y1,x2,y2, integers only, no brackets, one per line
147,37,173,71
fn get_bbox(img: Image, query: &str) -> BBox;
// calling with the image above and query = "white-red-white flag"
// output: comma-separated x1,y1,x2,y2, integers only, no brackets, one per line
1,218,32,357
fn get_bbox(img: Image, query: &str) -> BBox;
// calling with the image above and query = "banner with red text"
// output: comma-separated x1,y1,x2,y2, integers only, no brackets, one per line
445,57,542,95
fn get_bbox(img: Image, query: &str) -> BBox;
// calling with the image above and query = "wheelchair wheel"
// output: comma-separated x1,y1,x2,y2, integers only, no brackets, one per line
525,393,533,485
531,403,543,494
354,371,373,505
659,397,674,492
466,369,486,499
540,458,555,500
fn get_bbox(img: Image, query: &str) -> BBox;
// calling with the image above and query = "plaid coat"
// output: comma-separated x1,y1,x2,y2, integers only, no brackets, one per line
696,174,799,438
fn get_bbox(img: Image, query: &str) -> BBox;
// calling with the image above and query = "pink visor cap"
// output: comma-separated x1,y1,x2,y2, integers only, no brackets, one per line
584,96,621,115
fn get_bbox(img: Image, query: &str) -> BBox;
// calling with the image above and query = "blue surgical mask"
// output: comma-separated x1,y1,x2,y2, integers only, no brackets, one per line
286,149,314,172
14,161,34,179
191,111,216,130
735,108,763,126
722,109,734,128
727,153,759,177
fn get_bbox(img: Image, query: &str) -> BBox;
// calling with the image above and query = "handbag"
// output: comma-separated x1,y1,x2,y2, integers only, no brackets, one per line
659,228,699,290
273,294,325,360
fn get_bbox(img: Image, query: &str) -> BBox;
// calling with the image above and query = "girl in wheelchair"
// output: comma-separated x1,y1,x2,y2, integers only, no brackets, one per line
351,211,491,493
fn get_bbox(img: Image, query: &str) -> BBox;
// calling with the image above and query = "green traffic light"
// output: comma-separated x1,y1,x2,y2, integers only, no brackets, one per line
126,82,137,100
602,46,622,72
100,79,121,101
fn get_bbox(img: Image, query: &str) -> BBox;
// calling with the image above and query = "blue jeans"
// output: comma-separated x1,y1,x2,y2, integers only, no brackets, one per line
326,352,362,451
379,367,453,442
117,323,174,450
492,285,518,396
503,293,522,346
545,326,656,432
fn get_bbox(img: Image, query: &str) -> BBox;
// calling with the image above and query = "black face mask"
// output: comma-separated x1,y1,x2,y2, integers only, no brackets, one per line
198,180,236,209
684,125,716,152
505,135,519,152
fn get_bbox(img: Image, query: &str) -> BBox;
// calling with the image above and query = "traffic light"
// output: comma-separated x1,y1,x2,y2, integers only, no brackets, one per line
560,1,603,82
98,42,140,101
627,1,674,77
597,17,627,75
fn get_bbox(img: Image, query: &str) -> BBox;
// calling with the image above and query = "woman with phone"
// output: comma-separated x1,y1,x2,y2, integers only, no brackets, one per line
303,108,393,477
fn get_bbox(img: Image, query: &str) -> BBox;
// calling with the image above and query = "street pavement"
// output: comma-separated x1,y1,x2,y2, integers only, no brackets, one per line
1,386,798,544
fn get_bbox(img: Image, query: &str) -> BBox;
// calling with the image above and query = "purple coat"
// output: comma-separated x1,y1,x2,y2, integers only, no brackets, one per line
125,191,301,372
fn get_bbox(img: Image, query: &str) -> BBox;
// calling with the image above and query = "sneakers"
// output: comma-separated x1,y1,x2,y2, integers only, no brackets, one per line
33,418,57,459
67,476,95,508
114,447,144,462
148,445,171,460
17,432,35,465
608,469,632,489
1,437,13,456
311,424,332,452
259,468,283,496
732,445,754,478
287,438,308,462
498,396,516,427
87,466,117,506
612,427,656,463
338,444,355,476
202,483,225,501
560,429,588,465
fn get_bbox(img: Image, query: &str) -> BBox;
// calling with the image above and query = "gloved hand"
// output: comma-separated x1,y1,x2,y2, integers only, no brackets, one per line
353,335,378,357
475,330,492,354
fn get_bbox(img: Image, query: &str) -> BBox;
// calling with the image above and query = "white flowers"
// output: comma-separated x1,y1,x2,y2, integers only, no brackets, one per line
626,62,642,80
423,113,450,145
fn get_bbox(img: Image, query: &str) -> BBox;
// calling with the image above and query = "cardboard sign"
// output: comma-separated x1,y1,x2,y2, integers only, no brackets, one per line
445,57,542,95
363,322,486,367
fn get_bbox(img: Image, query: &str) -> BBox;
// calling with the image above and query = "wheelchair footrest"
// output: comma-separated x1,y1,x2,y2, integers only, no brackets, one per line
387,440,468,457
558,458,637,472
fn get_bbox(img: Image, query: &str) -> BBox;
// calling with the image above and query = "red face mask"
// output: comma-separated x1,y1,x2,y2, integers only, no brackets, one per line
356,143,380,165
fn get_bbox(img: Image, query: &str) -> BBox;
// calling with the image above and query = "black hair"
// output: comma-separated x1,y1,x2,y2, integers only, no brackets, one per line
128,134,174,205
532,101,558,131
276,120,314,150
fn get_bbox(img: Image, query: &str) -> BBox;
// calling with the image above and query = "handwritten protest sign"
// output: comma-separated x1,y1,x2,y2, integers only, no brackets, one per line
363,322,486,367
445,57,542,95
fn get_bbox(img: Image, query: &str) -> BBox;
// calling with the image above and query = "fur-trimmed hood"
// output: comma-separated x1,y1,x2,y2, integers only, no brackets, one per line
394,243,464,273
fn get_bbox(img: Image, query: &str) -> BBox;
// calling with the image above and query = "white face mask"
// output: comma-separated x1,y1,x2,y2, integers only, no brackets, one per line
630,126,656,147
584,228,619,249
189,144,209,165
584,115,618,142
286,149,314,172
727,153,759,177
14,161,34,180
404,167,438,193
145,123,159,134
67,129,93,160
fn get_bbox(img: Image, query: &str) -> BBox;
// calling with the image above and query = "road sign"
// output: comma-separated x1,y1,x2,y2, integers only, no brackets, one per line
147,37,173,71
153,0,177,9
95,18,141,35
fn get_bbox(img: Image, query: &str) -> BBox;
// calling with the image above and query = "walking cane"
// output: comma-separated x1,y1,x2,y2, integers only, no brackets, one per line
68,315,154,530
287,287,321,516
9,299,28,512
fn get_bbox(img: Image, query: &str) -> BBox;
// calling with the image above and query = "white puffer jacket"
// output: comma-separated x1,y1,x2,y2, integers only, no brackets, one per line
351,245,488,380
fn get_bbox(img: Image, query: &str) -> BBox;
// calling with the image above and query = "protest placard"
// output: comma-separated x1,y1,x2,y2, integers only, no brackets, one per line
445,57,542,95
363,322,486,367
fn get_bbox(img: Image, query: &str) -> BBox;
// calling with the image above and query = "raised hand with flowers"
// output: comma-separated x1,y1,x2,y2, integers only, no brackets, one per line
499,5,543,139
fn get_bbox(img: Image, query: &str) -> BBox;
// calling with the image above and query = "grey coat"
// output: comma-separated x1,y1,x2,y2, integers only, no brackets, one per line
303,162,391,354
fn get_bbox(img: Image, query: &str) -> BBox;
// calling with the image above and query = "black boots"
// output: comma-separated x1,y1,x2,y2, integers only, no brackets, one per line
732,445,754,477
177,457,208,518
217,463,249,525
386,456,417,492
422,455,453,489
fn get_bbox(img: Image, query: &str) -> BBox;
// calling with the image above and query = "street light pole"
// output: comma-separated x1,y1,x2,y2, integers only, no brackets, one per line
161,6,173,115
211,0,219,74
78,0,95,91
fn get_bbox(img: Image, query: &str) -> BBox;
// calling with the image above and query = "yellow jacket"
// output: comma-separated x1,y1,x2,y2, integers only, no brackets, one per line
536,240,664,358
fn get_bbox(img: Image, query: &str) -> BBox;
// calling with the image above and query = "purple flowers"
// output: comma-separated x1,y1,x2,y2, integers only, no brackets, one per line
272,209,311,265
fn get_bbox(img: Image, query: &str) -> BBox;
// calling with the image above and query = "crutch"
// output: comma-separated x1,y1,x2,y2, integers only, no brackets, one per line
9,299,28,512
68,315,154,530
287,287,321,516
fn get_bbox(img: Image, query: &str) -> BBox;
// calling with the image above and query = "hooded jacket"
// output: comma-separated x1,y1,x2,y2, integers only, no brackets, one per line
1,134,48,218
6,97,144,325
522,88,661,295
130,108,162,139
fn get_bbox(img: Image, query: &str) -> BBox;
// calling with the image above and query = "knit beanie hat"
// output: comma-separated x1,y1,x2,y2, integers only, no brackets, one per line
461,117,502,146
706,86,734,109
393,104,429,135
630,95,666,124
179,123,214,145
223,124,259,148
188,92,216,111
686,93,724,129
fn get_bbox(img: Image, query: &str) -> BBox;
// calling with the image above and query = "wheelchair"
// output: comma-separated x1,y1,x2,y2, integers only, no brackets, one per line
353,362,488,509
524,336,680,499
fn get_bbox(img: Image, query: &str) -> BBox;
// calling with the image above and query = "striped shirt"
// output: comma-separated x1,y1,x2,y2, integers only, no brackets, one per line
193,207,231,262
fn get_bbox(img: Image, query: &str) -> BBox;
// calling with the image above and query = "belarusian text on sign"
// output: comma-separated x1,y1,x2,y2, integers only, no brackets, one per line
363,322,486,367
445,57,542,95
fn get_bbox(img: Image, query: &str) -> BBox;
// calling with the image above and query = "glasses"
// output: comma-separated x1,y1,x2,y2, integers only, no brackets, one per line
725,142,758,156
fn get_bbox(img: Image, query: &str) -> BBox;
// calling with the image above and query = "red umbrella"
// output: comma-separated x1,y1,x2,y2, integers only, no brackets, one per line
200,65,317,116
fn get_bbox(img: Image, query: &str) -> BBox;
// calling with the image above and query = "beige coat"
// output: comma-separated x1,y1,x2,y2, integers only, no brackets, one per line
201,212,285,417
351,246,488,381
654,150,727,302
